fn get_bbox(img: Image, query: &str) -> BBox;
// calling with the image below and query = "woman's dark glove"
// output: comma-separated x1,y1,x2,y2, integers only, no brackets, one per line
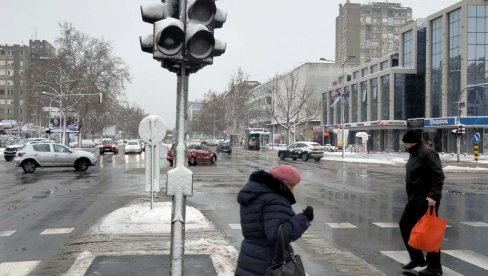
303,206,314,222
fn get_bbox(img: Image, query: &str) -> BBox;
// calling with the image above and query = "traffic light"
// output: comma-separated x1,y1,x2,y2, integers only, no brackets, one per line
185,0,227,65
460,124,466,134
140,0,184,62
140,0,226,73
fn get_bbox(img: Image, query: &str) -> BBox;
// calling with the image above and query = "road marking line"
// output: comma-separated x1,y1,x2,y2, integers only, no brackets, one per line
380,250,463,275
0,260,41,276
0,230,16,237
443,250,488,270
40,228,75,235
229,224,241,230
460,221,488,227
325,223,358,228
372,222,398,228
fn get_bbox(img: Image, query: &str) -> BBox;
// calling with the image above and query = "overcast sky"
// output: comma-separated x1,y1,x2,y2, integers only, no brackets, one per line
1,0,460,128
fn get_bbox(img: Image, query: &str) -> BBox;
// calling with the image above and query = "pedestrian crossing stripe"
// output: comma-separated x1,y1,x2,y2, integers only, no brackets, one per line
0,260,41,276
40,228,75,235
229,224,241,230
0,230,16,236
461,221,488,227
372,222,398,228
380,251,463,276
443,250,488,270
325,223,358,228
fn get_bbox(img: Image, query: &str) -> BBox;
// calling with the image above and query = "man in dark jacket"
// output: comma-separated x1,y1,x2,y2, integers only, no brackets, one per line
399,130,445,276
235,165,313,276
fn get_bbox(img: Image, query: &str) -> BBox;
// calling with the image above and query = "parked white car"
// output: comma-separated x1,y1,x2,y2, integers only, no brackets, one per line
15,142,97,173
125,140,142,154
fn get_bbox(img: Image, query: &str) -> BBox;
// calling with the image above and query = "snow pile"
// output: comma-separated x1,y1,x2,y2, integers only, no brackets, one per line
99,202,213,234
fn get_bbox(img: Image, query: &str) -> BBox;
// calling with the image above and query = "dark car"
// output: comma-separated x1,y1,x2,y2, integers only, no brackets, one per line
217,140,232,154
277,141,324,162
3,138,47,161
99,139,118,155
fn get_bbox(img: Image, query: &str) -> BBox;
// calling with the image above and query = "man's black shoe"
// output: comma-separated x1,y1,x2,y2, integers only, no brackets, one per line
402,260,427,270
418,267,443,276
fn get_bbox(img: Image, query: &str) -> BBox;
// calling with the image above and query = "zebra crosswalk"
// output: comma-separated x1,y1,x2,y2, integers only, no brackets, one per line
227,221,488,275
0,227,74,276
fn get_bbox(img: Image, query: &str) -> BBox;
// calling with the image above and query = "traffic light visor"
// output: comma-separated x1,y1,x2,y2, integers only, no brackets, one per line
188,0,216,25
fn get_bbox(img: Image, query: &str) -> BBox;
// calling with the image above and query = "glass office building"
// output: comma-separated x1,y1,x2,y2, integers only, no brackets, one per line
324,0,488,154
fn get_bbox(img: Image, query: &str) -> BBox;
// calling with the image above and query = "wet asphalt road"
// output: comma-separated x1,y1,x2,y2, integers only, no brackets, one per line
0,146,487,275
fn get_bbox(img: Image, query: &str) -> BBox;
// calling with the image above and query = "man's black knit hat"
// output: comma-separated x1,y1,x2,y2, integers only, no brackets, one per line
402,130,421,143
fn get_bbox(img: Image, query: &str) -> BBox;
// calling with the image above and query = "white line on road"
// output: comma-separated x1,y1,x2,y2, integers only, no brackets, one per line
325,223,358,228
372,222,398,228
460,221,488,227
0,260,41,276
380,250,463,276
229,224,241,230
0,230,16,237
443,250,488,270
40,228,75,235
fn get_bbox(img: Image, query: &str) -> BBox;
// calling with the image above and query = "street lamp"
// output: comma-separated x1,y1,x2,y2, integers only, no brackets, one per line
456,82,488,162
320,56,355,159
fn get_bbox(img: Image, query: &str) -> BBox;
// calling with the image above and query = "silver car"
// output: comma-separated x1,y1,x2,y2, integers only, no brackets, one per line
14,142,98,173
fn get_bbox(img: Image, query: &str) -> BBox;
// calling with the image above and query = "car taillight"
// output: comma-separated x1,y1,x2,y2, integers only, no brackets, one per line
17,151,25,157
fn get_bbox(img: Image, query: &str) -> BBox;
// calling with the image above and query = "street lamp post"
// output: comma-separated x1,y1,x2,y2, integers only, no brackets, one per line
320,56,355,159
456,82,488,162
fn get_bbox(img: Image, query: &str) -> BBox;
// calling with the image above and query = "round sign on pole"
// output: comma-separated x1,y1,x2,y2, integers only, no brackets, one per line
472,132,481,145
138,115,167,146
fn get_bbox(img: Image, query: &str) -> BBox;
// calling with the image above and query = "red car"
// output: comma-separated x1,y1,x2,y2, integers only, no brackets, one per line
166,143,217,166
100,139,119,155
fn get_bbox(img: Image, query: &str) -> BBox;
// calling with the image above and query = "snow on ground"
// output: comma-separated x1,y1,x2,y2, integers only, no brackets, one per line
92,201,238,276
99,202,212,234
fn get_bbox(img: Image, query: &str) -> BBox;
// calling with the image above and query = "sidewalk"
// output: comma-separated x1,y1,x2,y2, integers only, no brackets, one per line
253,147,488,171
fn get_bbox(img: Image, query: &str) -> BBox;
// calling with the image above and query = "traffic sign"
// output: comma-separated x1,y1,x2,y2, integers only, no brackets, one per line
138,115,167,145
472,132,481,145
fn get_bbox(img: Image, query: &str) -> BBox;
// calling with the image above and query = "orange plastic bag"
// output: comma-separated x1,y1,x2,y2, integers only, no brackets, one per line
408,207,447,252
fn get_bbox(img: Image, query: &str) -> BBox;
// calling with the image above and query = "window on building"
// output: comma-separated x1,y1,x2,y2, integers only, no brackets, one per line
370,64,378,74
361,68,368,77
431,17,443,118
466,5,488,116
402,30,413,67
380,61,389,70
361,81,368,121
353,71,359,79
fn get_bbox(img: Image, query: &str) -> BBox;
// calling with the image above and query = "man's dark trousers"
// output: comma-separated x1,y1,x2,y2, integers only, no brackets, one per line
399,201,441,268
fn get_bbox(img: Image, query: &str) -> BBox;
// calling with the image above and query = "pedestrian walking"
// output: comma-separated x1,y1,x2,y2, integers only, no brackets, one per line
235,164,313,276
399,130,445,276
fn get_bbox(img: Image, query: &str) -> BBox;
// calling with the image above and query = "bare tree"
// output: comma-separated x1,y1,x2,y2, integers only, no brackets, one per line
224,68,250,137
23,22,131,139
269,73,321,145
189,90,226,138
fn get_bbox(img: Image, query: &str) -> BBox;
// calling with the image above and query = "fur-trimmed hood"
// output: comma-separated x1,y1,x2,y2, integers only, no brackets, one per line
237,170,296,206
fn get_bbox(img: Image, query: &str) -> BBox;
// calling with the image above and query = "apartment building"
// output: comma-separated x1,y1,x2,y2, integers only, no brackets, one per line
0,40,55,122
336,1,412,65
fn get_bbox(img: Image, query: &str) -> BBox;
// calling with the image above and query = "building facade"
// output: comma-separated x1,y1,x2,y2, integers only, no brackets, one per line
0,40,55,123
326,0,488,154
336,1,412,65
249,62,341,145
